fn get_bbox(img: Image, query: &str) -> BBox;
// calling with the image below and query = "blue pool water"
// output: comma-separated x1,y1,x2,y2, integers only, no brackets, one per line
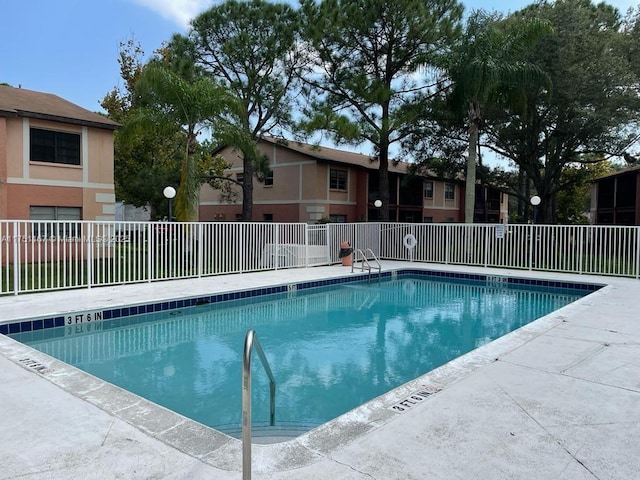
10,275,589,435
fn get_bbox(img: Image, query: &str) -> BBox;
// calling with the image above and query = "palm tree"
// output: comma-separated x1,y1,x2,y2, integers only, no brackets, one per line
447,11,551,223
130,62,233,221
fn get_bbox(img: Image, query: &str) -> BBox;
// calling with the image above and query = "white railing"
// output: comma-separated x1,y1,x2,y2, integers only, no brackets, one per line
1,221,638,295
379,223,640,278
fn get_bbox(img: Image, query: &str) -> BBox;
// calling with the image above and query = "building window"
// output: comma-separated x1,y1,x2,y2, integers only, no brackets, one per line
30,206,81,237
444,183,455,200
235,173,244,184
264,171,273,186
424,216,433,223
329,214,347,223
329,168,348,191
30,128,81,165
444,216,454,222
263,213,273,222
424,181,433,198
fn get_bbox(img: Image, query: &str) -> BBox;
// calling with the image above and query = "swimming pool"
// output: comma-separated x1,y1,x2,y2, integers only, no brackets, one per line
8,272,595,439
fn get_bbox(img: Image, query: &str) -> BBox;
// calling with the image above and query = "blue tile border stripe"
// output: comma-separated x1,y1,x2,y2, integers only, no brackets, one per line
0,269,603,336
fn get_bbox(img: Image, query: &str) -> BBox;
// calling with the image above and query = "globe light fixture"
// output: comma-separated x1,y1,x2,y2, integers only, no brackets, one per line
530,195,541,224
163,186,176,221
374,199,382,208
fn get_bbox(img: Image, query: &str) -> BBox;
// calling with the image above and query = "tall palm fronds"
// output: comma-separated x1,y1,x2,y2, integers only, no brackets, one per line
447,11,552,222
127,63,234,221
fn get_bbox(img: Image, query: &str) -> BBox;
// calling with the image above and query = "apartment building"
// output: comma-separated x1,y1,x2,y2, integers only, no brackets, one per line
591,164,640,225
200,137,508,223
0,85,119,222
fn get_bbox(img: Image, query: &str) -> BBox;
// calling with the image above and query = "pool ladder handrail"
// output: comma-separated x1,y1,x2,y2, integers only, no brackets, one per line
242,329,276,480
351,248,382,276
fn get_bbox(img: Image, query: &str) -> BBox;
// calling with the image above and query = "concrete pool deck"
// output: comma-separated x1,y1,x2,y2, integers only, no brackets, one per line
1,262,639,479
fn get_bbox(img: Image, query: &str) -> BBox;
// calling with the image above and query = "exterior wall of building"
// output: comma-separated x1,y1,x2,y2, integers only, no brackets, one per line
590,183,598,224
5,184,83,219
0,118,7,219
200,143,362,223
591,170,640,225
1,117,115,221
636,174,640,225
422,181,463,222
199,140,506,224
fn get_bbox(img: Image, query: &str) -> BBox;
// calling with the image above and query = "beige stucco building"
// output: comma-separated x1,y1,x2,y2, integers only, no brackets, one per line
0,85,119,221
200,137,508,224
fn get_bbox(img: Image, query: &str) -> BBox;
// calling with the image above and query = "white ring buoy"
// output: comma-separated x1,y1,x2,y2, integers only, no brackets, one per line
403,233,417,250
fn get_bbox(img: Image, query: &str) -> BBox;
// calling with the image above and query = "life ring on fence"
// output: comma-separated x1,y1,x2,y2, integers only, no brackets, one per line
403,233,417,250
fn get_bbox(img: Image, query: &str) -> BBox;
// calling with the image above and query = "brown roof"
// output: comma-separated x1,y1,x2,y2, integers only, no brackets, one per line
0,85,119,130
593,163,640,182
260,136,411,174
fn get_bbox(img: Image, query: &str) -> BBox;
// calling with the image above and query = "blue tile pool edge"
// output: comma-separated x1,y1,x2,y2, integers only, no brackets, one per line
0,269,604,336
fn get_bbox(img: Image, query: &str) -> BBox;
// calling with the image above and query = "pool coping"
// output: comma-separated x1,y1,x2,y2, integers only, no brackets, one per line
0,263,612,474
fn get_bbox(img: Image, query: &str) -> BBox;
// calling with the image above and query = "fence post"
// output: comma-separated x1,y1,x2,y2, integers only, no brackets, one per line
578,227,584,275
274,224,279,271
304,224,309,269
12,221,19,295
445,224,450,264
197,223,203,278
484,225,489,268
326,224,331,265
635,226,639,280
410,225,415,263
528,224,534,271
147,224,154,282
87,222,93,289
354,224,359,261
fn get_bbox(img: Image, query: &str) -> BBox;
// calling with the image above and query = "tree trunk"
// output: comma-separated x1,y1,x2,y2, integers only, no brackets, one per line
379,153,390,222
464,118,479,223
242,152,254,221
175,133,199,222
517,167,527,222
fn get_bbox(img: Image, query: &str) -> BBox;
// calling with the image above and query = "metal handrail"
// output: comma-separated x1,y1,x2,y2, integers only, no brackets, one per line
242,329,276,480
351,248,382,275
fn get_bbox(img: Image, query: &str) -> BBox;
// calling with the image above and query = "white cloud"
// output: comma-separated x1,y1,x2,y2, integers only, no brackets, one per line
130,0,211,29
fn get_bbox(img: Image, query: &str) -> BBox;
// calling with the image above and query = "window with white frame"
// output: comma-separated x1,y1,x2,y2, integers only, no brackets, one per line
30,128,81,165
329,168,348,190
29,206,81,238
264,171,273,186
444,183,455,200
236,173,244,184
329,214,347,223
424,181,434,198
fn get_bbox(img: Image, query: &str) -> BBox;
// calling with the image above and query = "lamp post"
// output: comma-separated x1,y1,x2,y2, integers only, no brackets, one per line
163,186,176,221
373,199,382,221
530,195,541,224
529,195,541,270
163,186,176,277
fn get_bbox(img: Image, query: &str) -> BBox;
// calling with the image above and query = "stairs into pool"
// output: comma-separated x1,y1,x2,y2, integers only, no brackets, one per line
217,422,321,444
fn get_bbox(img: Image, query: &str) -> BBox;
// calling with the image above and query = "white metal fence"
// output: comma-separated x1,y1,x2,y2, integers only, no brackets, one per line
1,220,638,295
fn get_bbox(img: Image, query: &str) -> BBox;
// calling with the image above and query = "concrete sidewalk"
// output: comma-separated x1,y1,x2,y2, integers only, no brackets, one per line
1,264,639,479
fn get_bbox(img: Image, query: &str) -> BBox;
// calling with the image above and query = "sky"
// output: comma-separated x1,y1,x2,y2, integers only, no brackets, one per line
2,0,639,116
